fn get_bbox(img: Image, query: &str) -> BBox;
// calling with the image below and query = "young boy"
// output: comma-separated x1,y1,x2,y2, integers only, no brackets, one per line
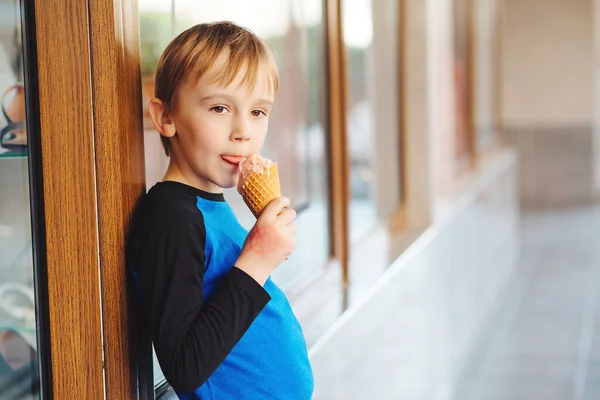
126,22,314,399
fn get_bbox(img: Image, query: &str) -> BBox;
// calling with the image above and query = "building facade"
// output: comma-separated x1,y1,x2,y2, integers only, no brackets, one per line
4,0,593,398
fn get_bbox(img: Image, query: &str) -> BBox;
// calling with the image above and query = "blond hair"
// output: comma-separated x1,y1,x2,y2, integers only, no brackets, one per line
154,22,279,156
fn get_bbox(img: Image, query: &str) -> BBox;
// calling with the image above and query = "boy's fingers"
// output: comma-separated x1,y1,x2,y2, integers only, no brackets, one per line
277,208,296,226
286,223,296,237
261,197,291,220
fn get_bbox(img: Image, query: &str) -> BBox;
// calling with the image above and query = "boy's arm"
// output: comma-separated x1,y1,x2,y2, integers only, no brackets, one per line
133,212,271,393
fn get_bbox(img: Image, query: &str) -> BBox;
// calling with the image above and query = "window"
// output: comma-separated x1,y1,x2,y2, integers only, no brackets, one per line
139,0,331,390
342,0,377,242
473,0,500,150
0,0,40,397
453,0,473,171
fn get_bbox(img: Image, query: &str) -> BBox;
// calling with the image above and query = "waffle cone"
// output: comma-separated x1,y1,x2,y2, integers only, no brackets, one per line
241,162,281,217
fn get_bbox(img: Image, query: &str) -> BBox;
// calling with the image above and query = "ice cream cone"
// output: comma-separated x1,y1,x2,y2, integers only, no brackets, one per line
240,162,281,218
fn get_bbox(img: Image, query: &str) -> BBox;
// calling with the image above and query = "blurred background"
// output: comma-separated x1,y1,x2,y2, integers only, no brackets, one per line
1,0,600,398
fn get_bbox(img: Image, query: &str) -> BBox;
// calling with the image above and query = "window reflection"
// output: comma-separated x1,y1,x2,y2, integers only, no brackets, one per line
138,0,330,388
139,0,330,290
342,0,377,242
139,1,172,191
177,1,331,288
474,0,499,150
0,0,40,398
453,0,472,171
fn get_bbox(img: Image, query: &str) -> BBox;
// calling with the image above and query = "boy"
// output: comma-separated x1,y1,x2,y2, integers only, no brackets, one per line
126,22,314,399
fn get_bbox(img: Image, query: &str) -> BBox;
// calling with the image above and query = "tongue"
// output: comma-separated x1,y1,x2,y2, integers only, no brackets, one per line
222,155,245,164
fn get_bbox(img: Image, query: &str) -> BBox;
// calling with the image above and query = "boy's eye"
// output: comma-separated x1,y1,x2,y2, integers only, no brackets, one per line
211,106,228,114
252,110,266,117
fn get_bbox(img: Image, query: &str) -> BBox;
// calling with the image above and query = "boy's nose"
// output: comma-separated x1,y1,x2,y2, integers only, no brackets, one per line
233,132,251,141
231,118,252,141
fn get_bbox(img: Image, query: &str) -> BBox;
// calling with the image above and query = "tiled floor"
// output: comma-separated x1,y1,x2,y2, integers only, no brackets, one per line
310,204,600,400
453,205,600,400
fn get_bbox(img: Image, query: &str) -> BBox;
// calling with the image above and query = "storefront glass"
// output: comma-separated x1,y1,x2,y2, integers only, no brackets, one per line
474,0,499,150
453,0,472,171
342,0,377,242
0,0,40,397
139,0,330,389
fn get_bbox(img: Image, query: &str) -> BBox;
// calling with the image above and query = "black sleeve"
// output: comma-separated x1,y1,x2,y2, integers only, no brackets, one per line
130,210,271,393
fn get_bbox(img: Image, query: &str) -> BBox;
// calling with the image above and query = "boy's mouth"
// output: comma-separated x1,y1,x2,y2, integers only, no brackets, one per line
221,155,245,166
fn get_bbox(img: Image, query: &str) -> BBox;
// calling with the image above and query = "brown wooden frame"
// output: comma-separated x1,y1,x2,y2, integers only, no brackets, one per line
325,0,350,284
495,0,506,138
398,0,408,211
451,0,477,172
89,0,147,398
466,0,477,164
33,0,146,397
34,1,104,397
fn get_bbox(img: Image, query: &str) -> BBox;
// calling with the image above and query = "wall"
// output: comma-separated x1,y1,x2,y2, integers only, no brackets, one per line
501,0,597,206
502,0,593,127
371,0,402,221
427,0,457,204
311,150,520,399
403,0,460,227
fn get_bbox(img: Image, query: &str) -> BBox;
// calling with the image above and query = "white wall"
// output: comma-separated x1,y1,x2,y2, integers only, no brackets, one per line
403,0,458,226
501,0,599,205
502,0,594,128
403,0,436,226
371,0,402,221
427,0,456,202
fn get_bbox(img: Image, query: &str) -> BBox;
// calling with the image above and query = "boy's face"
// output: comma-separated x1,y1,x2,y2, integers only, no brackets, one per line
165,58,275,193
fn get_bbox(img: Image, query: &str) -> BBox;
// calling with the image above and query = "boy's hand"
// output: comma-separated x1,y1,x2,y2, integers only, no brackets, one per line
235,197,296,285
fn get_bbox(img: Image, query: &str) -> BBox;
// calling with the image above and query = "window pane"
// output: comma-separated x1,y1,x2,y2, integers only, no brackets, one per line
342,0,377,242
0,0,40,397
138,0,331,389
474,0,499,150
172,0,331,290
453,0,472,171
139,1,173,386
139,1,172,191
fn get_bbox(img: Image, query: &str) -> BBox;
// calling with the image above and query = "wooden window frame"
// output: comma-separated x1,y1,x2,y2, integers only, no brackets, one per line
32,0,150,397
325,0,350,284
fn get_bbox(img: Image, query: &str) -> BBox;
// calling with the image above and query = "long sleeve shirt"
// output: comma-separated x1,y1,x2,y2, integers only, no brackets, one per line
126,181,313,399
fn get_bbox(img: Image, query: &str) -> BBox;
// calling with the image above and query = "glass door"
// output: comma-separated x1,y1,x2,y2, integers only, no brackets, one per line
341,0,377,243
453,0,474,172
0,0,43,397
473,0,501,151
139,0,332,293
138,1,332,391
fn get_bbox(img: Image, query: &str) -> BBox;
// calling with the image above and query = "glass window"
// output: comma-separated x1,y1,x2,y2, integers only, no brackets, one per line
473,0,499,150
0,0,40,397
453,0,472,171
342,0,377,242
139,1,172,192
139,1,173,387
139,0,331,389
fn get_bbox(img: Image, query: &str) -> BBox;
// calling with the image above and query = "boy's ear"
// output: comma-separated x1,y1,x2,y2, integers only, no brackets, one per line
148,98,177,138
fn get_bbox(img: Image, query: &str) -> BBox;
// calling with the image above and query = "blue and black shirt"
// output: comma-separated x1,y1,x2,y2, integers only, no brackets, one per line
126,181,314,399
